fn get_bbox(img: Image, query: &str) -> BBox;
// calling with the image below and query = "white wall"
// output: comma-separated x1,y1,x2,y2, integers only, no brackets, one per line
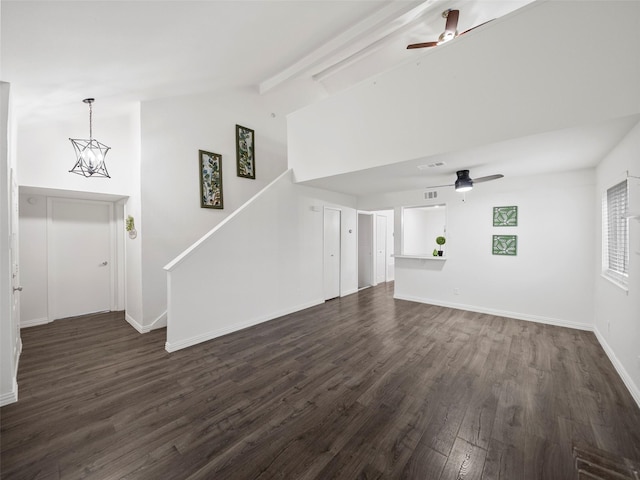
594,120,640,405
165,170,357,351
361,169,596,330
18,108,139,196
288,0,640,183
18,194,48,326
15,105,143,329
140,88,289,328
122,110,143,329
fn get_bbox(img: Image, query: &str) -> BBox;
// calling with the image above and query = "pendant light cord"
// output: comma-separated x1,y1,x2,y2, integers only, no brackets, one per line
88,101,93,140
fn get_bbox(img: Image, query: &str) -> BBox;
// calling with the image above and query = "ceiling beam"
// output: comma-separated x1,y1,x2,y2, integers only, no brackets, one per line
258,0,435,94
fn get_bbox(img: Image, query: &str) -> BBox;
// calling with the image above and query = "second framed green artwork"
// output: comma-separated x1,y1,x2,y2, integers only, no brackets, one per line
493,206,518,226
236,124,255,179
492,235,517,256
199,150,223,209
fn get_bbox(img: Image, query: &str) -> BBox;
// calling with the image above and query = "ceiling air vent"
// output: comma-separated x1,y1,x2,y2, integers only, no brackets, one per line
417,161,446,170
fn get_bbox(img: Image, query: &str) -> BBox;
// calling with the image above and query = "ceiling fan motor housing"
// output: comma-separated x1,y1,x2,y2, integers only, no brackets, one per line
455,170,473,191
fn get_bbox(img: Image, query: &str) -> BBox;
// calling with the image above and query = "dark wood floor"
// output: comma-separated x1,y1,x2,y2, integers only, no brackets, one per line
2,283,639,479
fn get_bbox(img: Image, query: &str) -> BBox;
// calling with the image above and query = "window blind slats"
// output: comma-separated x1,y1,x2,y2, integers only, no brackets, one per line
603,180,629,285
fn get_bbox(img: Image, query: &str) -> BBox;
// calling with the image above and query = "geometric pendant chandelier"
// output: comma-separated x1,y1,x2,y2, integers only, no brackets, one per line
69,98,111,178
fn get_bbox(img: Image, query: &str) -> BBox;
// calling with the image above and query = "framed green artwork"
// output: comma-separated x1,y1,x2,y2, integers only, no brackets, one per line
493,206,518,226
236,124,255,179
493,235,517,256
199,150,223,209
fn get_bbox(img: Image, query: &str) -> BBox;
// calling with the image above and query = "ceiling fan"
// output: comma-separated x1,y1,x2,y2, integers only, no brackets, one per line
428,170,504,192
407,9,492,50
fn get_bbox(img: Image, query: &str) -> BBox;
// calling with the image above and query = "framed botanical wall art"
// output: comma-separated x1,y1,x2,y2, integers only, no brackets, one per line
493,205,518,226
492,235,517,256
236,124,255,179
199,150,223,209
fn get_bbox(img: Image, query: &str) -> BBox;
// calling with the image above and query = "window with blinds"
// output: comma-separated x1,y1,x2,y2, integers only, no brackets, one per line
602,179,629,287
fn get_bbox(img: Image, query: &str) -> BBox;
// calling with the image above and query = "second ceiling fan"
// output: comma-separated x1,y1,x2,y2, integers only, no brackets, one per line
428,170,504,192
407,9,492,50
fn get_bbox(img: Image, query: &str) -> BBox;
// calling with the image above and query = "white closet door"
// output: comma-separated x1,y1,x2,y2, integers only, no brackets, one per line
323,208,341,300
49,199,113,319
376,215,387,284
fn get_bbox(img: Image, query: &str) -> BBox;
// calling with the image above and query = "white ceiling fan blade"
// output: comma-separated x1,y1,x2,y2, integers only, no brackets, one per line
473,174,504,183
426,183,455,189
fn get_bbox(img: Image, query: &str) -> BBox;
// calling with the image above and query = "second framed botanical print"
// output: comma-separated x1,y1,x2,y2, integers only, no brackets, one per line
199,150,223,209
492,235,517,256
236,124,255,179
493,206,518,226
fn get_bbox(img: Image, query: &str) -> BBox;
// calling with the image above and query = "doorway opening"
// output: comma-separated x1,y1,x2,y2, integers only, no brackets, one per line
358,213,374,289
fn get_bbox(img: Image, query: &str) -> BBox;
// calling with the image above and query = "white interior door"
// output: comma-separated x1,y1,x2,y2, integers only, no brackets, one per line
376,215,387,284
323,207,341,300
358,213,373,289
49,199,113,320
10,169,20,329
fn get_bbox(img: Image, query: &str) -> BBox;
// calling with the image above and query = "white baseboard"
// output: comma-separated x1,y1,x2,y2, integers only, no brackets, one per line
1,338,21,407
165,298,325,352
125,311,167,334
148,311,167,331
0,378,18,407
20,317,50,328
125,313,146,333
341,288,359,297
393,294,593,331
593,326,640,409
394,293,640,408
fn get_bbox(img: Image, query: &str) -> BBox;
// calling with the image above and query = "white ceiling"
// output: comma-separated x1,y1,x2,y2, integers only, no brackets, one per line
2,0,636,197
301,114,640,196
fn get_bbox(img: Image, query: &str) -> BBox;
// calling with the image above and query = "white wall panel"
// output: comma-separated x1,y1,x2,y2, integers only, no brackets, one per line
368,170,596,330
165,171,357,351
595,120,640,406
140,89,289,328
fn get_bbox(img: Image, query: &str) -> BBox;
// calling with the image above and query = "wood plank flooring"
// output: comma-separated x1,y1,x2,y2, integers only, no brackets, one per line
2,283,639,479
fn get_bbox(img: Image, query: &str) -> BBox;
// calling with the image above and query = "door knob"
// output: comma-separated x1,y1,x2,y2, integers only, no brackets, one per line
101,261,108,266
13,286,23,292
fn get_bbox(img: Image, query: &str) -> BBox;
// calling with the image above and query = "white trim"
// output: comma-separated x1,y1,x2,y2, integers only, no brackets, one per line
394,295,640,408
1,338,21,407
393,255,447,260
20,317,50,328
341,288,359,298
125,311,166,334
125,313,146,333
0,378,18,406
165,298,324,352
600,272,629,294
148,311,167,331
594,326,640,409
393,293,593,331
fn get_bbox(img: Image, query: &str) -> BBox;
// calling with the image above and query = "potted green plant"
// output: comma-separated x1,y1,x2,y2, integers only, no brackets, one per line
435,236,446,256
126,215,137,239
